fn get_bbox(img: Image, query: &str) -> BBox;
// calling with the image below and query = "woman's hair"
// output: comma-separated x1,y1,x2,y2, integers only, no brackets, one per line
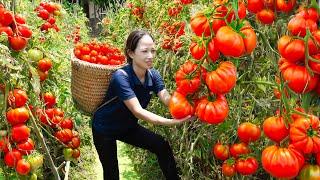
125,30,154,64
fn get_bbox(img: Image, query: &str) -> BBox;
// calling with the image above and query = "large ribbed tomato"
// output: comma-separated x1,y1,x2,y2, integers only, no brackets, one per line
278,36,305,63
257,9,275,24
230,142,250,158
263,116,289,143
4,149,22,167
309,54,320,74
189,41,205,60
190,12,210,37
279,58,319,94
168,91,194,119
262,145,302,178
11,124,31,143
237,122,261,143
6,107,30,126
290,116,320,154
17,138,34,155
222,161,236,177
195,94,229,124
213,143,229,160
207,38,220,62
287,16,317,37
216,25,256,57
299,165,320,179
206,61,237,94
175,61,201,95
7,89,28,108
276,0,295,13
296,7,319,22
235,157,259,175
247,0,264,13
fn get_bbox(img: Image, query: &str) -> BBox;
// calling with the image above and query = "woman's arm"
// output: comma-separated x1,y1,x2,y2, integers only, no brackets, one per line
123,97,193,126
157,89,171,106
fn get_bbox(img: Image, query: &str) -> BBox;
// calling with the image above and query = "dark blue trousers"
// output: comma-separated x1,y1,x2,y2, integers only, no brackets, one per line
92,125,179,180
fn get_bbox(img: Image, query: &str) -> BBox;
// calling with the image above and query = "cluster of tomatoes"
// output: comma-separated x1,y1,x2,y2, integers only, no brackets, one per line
127,3,145,20
73,41,125,65
0,4,32,51
27,48,53,82
168,2,257,124
159,21,185,52
66,25,81,44
213,122,261,177
259,108,320,179
2,89,39,176
277,7,320,95
33,92,81,160
35,2,61,32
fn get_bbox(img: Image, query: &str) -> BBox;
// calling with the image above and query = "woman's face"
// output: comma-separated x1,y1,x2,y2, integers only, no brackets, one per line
129,35,156,70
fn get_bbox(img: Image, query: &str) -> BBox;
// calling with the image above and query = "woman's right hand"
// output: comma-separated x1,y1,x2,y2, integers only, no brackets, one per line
168,115,196,126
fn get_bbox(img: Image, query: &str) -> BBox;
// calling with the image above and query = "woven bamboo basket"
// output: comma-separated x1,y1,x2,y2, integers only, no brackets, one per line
71,54,126,114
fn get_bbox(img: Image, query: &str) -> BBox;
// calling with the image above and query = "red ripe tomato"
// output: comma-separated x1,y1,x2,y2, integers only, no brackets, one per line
222,161,236,177
0,136,10,153
11,124,31,143
175,61,201,95
180,0,192,4
290,116,320,154
6,107,29,125
38,58,52,72
279,58,318,93
296,7,319,22
74,49,82,59
309,54,320,74
8,89,28,108
0,26,13,36
43,92,56,108
190,12,211,37
37,9,50,20
230,142,250,158
72,148,81,158
247,0,264,13
50,116,63,128
278,36,305,63
168,91,194,119
262,145,301,178
17,138,34,155
206,61,237,94
55,129,73,143
288,16,317,37
236,157,259,175
216,26,244,57
38,69,48,82
16,159,31,175
207,38,219,62
276,0,296,13
15,25,32,38
241,25,257,54
256,9,275,25
8,36,28,51
195,95,229,124
213,143,229,160
263,116,289,143
226,2,247,22
237,122,261,143
68,136,81,149
81,54,91,62
14,14,26,24
47,16,56,24
0,10,14,26
4,149,22,167
81,46,91,55
53,108,64,117
189,41,205,60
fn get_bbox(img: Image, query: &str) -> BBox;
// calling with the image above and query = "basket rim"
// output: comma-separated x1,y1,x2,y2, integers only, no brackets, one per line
71,50,127,70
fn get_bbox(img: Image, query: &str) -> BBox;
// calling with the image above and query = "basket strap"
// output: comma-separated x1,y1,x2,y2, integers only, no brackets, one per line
93,69,128,114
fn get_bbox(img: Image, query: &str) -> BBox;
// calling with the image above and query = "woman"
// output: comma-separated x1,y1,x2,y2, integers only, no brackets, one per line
92,30,193,180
